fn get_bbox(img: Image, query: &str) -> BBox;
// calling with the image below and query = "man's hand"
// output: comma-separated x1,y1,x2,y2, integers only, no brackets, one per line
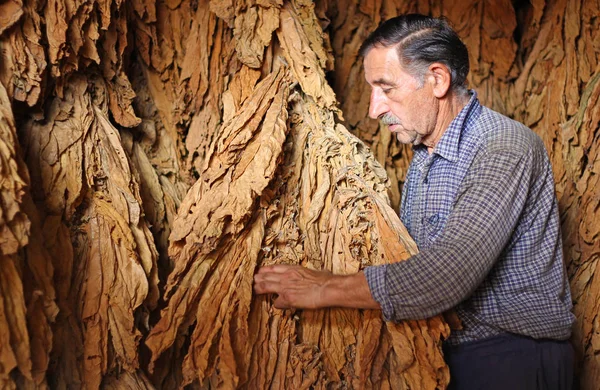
253,265,381,310
253,265,332,309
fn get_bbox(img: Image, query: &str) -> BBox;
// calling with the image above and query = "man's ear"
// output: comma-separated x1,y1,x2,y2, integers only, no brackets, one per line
427,63,452,98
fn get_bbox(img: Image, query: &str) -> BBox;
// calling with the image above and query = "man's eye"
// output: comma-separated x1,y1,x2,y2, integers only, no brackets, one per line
382,88,393,95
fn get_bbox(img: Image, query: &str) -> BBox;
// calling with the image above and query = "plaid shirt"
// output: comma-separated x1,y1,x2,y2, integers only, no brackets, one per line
365,92,575,345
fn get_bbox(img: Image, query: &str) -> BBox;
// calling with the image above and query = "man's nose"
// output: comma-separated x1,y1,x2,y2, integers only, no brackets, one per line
368,89,389,119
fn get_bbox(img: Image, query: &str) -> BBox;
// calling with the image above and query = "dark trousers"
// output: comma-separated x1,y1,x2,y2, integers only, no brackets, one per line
443,333,574,390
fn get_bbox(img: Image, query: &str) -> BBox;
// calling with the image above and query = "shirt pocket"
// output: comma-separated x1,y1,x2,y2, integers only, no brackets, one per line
424,211,448,241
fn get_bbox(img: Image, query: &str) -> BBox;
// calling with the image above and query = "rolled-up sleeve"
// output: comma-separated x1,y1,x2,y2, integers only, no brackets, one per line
364,147,535,321
363,266,395,320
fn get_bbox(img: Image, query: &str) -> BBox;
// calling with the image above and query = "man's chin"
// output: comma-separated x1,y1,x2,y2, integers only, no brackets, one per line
395,133,421,145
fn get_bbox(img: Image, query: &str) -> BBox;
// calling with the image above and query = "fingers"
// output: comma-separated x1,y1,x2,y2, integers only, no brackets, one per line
252,264,326,309
254,265,301,295
256,264,299,274
273,295,292,309
253,275,296,309
253,274,280,294
253,266,294,294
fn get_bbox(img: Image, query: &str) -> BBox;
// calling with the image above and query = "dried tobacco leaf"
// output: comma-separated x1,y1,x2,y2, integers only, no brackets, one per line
233,2,281,68
0,254,31,389
147,61,449,388
22,75,159,389
0,77,33,389
146,66,291,381
0,0,598,388
0,0,46,106
19,195,59,389
0,77,30,255
561,71,600,390
0,0,22,35
277,2,338,112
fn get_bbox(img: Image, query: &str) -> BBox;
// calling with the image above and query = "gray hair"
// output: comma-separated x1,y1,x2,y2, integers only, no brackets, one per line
360,14,470,93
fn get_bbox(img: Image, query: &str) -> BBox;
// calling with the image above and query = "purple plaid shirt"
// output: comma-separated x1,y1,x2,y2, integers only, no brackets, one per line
364,91,575,345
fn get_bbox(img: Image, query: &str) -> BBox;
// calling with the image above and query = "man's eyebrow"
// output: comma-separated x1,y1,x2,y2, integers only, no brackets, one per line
372,78,396,87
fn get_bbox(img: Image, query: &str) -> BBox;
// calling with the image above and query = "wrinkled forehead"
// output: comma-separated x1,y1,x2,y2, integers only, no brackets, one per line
363,46,413,86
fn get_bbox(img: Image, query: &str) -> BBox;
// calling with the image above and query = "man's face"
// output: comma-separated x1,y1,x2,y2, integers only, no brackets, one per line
363,46,438,145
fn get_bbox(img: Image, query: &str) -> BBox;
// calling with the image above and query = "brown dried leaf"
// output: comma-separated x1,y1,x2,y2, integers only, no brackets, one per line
3,0,599,387
166,66,289,272
146,67,290,373
0,272,18,388
277,2,338,111
233,4,280,68
0,0,22,35
0,79,30,255
0,255,32,384
0,2,45,106
148,77,449,388
561,69,600,390
103,371,156,390
22,75,158,389
0,76,57,389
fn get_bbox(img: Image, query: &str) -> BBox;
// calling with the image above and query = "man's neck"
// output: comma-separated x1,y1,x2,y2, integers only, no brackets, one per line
424,91,471,154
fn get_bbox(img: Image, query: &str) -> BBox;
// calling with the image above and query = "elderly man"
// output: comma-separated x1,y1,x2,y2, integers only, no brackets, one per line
254,14,575,389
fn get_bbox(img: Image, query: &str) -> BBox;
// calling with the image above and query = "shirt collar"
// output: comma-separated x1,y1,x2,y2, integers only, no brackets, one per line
415,90,481,162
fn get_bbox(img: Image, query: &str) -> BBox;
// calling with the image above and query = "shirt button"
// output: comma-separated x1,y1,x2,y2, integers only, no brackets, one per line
428,214,439,224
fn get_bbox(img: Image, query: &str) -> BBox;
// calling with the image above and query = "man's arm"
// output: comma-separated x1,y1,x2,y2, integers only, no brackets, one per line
254,147,536,317
253,265,380,310
366,146,536,320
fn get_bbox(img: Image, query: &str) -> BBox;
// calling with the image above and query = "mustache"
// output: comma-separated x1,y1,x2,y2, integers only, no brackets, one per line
379,113,401,126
